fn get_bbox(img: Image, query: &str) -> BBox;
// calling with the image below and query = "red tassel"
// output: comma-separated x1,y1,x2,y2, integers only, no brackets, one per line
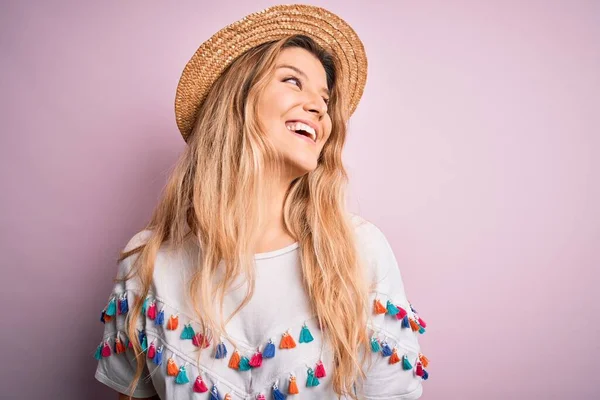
101,341,111,357
193,376,208,393
115,337,126,354
415,361,424,377
418,316,427,328
395,306,408,320
249,351,263,368
192,333,210,348
103,314,113,323
147,301,157,320
315,360,326,378
147,341,156,359
374,299,387,314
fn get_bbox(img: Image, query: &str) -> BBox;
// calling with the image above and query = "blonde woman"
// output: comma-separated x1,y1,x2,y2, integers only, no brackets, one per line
94,5,429,400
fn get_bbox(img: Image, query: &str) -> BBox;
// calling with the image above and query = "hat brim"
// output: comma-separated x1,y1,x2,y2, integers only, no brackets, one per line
174,4,367,140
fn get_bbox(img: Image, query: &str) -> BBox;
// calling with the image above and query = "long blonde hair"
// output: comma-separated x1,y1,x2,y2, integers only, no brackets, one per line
120,34,372,398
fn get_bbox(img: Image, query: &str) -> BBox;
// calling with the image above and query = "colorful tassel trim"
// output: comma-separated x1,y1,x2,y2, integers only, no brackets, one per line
249,350,263,368
299,324,314,343
114,336,126,354
180,323,195,340
419,353,430,368
415,361,424,377
306,367,320,387
386,300,400,316
215,341,228,359
118,294,128,315
210,384,221,400
238,356,252,371
153,346,163,365
155,309,165,326
402,354,413,370
147,341,156,359
280,331,296,349
167,314,179,330
101,341,111,357
228,350,241,369
167,357,179,376
389,348,400,365
193,376,208,393
192,333,210,348
315,360,326,378
381,341,393,357
175,365,190,384
147,301,157,320
395,306,408,320
142,296,150,315
272,382,286,400
374,298,387,314
262,339,276,358
94,343,102,360
370,337,381,352
106,297,117,317
401,315,410,328
288,375,299,394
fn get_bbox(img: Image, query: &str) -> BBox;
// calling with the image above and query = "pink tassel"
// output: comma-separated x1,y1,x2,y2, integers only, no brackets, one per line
315,360,326,378
249,350,263,368
192,333,210,348
193,376,208,393
147,341,156,359
395,306,408,320
147,301,157,320
418,316,427,328
101,341,111,357
415,361,424,377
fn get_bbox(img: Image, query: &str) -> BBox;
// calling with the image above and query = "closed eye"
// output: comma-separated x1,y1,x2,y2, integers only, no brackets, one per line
284,76,330,106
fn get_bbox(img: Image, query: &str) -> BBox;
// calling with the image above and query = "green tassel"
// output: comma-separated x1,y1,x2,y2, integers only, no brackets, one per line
141,297,150,315
105,297,117,317
238,356,252,371
418,326,426,334
94,344,103,360
141,335,148,352
175,365,190,384
306,368,320,387
370,337,381,352
180,324,195,340
299,324,314,343
402,354,413,370
386,300,399,316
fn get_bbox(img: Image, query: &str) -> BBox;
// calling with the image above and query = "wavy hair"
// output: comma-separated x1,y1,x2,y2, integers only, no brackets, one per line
120,34,372,399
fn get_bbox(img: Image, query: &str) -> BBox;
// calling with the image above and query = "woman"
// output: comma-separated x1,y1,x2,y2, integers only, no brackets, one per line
94,4,429,400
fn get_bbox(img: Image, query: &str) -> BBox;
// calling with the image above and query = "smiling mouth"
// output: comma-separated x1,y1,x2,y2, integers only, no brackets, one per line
285,121,317,142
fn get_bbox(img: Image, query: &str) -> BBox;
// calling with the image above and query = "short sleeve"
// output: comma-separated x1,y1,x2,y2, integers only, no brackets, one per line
352,217,428,399
93,231,158,398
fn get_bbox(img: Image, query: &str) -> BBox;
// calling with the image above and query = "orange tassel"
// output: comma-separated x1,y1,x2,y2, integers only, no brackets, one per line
224,394,232,400
389,348,400,364
228,350,241,369
288,375,299,394
115,337,126,354
167,314,179,330
373,299,387,314
104,314,113,322
279,331,297,349
167,357,179,376
419,353,429,368
409,318,420,332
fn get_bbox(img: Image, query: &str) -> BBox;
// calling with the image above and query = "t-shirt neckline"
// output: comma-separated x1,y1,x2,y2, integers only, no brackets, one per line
254,241,299,260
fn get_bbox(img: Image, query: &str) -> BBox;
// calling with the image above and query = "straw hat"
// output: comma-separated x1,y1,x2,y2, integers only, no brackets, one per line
174,4,368,141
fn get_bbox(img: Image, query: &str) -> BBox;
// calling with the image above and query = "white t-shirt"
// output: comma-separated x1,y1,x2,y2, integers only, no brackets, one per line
94,214,428,399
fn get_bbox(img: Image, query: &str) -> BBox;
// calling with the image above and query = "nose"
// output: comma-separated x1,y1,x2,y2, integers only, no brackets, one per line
303,92,327,118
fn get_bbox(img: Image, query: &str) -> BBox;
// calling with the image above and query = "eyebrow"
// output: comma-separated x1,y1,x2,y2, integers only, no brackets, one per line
276,64,330,97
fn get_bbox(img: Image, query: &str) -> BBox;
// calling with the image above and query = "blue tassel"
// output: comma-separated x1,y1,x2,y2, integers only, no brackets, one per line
272,383,287,400
385,300,399,316
155,309,165,326
238,356,252,371
94,343,103,360
401,315,410,328
306,368,320,387
153,346,163,365
299,324,314,343
210,385,221,400
402,354,412,370
180,324,195,339
262,339,276,358
215,341,228,359
175,365,190,384
422,369,429,380
381,342,393,357
119,296,128,314
370,337,381,352
142,297,150,315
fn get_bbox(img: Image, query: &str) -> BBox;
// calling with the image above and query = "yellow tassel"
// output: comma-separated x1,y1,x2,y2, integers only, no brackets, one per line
167,358,179,376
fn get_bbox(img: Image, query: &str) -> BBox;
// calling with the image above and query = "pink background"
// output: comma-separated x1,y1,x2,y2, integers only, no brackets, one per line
1,0,598,398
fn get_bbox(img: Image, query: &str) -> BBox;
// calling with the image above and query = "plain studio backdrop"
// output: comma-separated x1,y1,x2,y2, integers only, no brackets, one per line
1,0,598,399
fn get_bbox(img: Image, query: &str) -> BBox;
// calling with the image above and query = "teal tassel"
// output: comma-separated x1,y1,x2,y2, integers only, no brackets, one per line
306,368,320,387
262,339,276,358
94,343,103,360
299,324,314,343
141,335,148,352
180,323,195,340
106,297,117,317
402,354,413,370
386,300,399,316
238,356,252,371
141,297,150,315
175,365,190,384
418,326,426,334
370,337,381,352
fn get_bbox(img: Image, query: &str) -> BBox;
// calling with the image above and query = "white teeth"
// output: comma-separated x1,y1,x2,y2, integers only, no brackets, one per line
285,122,317,142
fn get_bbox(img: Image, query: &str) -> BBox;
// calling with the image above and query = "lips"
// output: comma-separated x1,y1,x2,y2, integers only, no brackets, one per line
285,120,318,142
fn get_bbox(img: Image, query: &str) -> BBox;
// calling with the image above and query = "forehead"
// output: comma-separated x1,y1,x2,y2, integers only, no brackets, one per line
275,47,327,85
